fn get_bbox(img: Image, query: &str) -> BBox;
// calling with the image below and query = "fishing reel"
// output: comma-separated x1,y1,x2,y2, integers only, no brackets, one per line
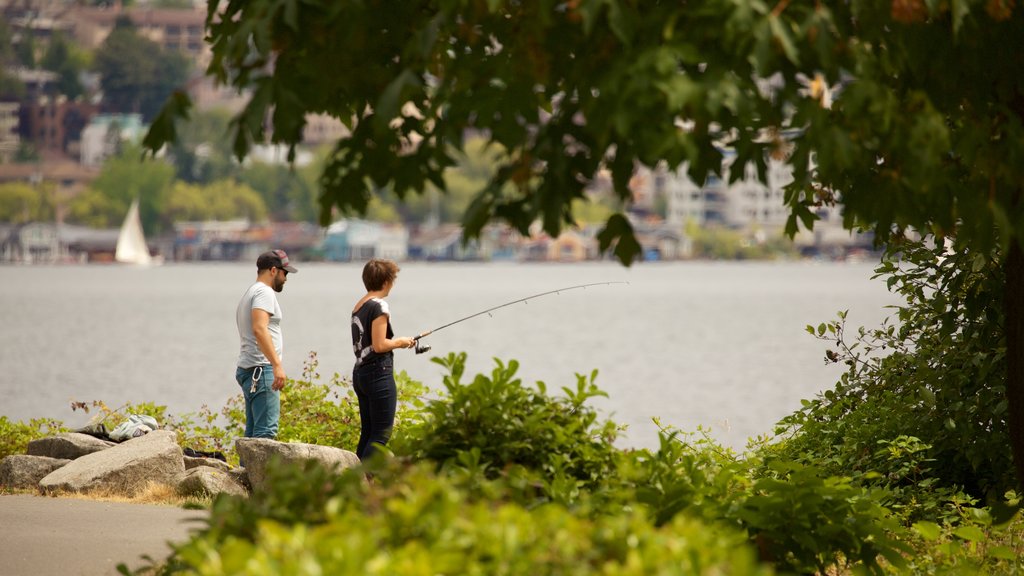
413,335,432,355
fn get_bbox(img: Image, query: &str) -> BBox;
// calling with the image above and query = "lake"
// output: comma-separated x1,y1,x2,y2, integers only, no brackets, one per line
0,260,901,450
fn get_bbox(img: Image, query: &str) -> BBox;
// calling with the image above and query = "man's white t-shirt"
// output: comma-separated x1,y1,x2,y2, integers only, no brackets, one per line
236,282,283,368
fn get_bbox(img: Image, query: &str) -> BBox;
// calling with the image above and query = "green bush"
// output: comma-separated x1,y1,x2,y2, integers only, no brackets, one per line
0,416,66,460
276,351,427,451
626,427,750,527
734,459,910,575
775,239,1014,509
155,459,770,576
393,352,621,505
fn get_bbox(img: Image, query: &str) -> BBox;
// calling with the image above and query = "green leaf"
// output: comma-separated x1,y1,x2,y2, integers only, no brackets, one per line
951,525,985,542
596,213,641,265
141,90,193,157
912,521,942,541
990,545,1016,560
374,70,421,132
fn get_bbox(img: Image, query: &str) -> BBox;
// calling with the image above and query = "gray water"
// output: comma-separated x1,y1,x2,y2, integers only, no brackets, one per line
0,261,900,450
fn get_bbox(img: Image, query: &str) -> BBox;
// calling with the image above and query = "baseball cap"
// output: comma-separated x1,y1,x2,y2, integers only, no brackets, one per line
256,249,298,273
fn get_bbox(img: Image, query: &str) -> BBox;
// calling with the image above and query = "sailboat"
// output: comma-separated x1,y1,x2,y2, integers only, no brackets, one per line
115,198,154,266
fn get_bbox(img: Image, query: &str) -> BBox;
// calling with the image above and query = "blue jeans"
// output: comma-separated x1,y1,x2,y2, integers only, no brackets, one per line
352,356,396,461
236,365,280,439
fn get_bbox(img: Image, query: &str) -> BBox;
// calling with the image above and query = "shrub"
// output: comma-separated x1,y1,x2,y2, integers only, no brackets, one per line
275,351,427,451
775,239,1014,508
0,416,65,460
153,458,770,576
734,459,910,575
393,352,621,505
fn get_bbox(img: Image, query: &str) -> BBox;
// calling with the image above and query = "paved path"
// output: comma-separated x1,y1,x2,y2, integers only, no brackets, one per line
0,494,206,576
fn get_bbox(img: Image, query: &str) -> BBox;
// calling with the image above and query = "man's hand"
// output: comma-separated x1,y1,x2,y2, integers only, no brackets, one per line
272,364,286,391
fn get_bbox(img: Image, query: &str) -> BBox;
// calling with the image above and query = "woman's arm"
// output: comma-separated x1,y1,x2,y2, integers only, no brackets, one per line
371,315,414,353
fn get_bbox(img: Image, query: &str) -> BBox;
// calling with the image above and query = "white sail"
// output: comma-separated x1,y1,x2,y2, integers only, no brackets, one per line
115,198,153,265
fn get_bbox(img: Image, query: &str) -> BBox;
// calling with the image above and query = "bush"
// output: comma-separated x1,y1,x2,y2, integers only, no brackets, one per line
393,352,621,506
775,239,1014,509
154,459,770,576
0,416,65,460
276,351,427,451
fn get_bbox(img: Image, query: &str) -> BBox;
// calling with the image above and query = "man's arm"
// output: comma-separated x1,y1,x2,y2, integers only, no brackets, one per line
252,308,286,390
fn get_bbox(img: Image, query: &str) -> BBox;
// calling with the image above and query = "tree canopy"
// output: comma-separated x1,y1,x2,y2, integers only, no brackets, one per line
94,16,190,121
145,1,1024,487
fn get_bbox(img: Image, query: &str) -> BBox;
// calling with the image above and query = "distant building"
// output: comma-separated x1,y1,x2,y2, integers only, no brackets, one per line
659,154,792,230
172,219,254,262
322,219,409,262
303,114,348,146
18,92,98,160
79,113,146,167
69,5,208,63
0,102,20,163
0,222,118,263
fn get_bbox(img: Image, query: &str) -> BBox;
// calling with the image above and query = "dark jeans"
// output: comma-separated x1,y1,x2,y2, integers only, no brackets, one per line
352,356,396,461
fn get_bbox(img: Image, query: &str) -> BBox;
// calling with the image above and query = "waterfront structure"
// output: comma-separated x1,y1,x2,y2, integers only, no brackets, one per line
0,222,118,264
322,219,409,262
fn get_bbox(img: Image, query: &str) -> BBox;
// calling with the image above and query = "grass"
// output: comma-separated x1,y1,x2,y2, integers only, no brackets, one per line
1,482,213,508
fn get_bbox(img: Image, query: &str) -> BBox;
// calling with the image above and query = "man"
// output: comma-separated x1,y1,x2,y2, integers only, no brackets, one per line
235,249,297,439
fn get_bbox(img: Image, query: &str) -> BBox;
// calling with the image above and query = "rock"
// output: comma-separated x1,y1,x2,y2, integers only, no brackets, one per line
176,467,247,498
0,455,71,490
27,433,116,460
236,438,360,492
227,467,251,492
38,430,185,497
183,456,231,473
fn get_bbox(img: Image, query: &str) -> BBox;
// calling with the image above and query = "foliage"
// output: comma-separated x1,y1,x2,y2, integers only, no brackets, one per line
164,180,268,223
685,222,798,260
0,182,55,224
94,16,190,122
142,458,768,576
235,162,315,222
623,426,910,575
906,491,1024,574
736,459,910,574
40,32,87,100
0,416,66,461
143,1,1024,263
775,238,1014,506
274,351,428,452
166,108,237,184
394,352,621,503
67,145,176,233
0,18,25,100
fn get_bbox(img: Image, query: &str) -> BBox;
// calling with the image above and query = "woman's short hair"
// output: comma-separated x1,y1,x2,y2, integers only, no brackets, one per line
362,258,400,291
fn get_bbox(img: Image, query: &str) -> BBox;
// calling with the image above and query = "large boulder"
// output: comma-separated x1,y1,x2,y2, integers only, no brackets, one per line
27,433,116,460
236,438,360,492
0,455,71,490
183,456,231,473
38,430,185,497
176,467,247,498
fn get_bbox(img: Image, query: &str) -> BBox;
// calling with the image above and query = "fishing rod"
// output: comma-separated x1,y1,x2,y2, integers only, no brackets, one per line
412,282,629,354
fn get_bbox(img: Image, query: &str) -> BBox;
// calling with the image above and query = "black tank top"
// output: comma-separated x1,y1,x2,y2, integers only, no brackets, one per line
352,298,393,367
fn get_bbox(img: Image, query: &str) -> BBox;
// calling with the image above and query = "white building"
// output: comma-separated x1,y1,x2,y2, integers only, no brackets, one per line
80,114,146,167
658,153,794,230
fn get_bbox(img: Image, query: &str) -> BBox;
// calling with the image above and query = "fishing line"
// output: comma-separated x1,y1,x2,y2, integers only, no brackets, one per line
412,281,629,354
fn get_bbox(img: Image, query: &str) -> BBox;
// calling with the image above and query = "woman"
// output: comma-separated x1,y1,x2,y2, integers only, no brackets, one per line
350,258,416,460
